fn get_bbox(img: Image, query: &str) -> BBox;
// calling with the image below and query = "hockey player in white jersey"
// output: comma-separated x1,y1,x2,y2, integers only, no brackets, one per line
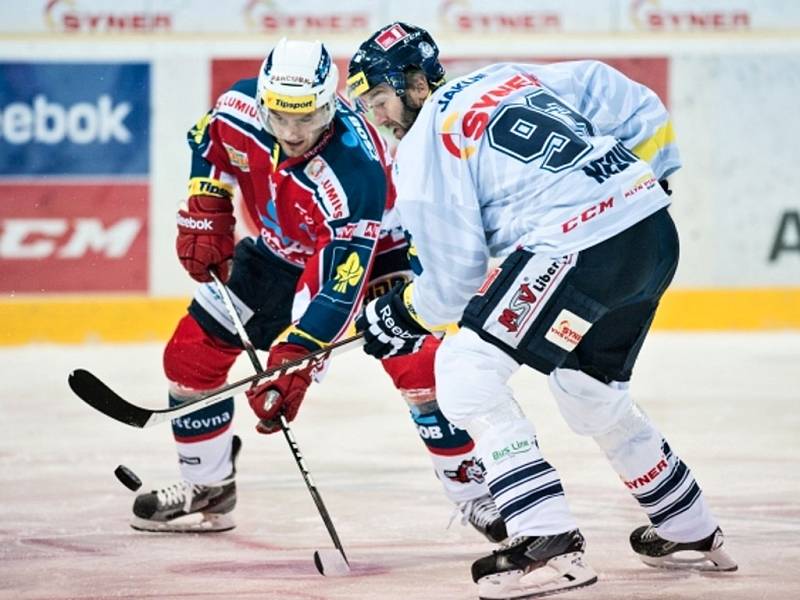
349,22,736,599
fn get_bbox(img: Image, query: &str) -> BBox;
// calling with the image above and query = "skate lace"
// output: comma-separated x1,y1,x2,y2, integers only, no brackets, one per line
448,495,501,530
155,481,203,512
497,536,529,552
640,526,661,542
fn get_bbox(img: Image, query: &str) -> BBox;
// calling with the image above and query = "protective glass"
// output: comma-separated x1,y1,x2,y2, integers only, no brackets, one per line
262,104,332,139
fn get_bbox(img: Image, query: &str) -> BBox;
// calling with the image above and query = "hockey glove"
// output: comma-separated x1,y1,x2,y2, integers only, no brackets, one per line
355,283,430,359
246,343,314,434
176,195,236,283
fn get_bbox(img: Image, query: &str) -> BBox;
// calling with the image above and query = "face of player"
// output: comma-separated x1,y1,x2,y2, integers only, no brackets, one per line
359,81,428,141
268,107,330,157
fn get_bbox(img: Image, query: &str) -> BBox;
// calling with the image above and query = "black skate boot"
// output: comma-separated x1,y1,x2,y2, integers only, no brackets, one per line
131,435,241,533
471,530,597,599
453,493,508,543
630,525,737,571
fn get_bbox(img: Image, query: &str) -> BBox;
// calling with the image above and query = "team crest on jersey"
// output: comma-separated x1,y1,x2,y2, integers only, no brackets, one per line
223,143,250,172
333,252,365,293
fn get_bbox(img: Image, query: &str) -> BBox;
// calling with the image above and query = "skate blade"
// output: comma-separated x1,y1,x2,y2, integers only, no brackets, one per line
130,512,235,533
639,547,738,572
478,553,598,599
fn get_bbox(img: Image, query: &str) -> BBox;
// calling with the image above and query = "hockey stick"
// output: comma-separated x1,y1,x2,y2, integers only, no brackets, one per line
208,270,351,576
67,331,363,429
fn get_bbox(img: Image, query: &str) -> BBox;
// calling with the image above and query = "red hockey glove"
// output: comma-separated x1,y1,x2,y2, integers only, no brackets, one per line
246,343,315,434
176,195,235,283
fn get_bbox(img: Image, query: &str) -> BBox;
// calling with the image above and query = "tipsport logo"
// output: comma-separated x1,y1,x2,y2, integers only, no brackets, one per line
0,63,150,176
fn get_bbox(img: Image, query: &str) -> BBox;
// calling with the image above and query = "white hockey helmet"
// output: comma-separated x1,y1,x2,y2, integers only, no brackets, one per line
256,38,339,133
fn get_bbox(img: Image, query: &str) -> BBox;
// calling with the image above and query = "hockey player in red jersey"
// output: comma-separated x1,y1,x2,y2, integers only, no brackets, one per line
130,38,506,543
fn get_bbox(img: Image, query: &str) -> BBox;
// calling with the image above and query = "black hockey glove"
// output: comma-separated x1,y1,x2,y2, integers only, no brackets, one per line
355,283,430,359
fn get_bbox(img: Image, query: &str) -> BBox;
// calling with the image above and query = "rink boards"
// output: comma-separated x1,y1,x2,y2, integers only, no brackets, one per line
1,24,799,343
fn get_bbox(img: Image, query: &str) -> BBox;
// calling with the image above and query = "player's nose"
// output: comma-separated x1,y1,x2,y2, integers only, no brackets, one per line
372,106,389,126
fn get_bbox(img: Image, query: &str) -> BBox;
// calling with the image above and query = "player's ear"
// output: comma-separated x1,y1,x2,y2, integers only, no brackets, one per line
411,71,430,93
406,70,431,105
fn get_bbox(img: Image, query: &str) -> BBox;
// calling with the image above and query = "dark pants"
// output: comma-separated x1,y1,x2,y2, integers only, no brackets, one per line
461,208,679,382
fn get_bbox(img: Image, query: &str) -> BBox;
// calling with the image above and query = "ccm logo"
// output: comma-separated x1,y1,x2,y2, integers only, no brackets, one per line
562,197,614,233
0,217,141,258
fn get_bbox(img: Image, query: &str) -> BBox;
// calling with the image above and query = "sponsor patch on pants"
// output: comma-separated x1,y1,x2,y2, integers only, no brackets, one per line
544,309,592,351
483,254,575,348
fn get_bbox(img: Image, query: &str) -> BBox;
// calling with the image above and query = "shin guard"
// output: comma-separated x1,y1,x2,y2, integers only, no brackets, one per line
409,399,489,503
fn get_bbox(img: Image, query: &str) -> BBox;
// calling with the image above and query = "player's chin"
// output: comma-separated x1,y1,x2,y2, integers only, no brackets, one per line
392,126,407,140
280,140,310,157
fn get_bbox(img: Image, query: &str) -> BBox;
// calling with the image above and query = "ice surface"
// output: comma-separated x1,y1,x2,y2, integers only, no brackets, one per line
1,332,799,599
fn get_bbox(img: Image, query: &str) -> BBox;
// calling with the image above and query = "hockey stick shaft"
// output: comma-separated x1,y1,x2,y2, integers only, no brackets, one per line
209,270,349,565
68,332,362,429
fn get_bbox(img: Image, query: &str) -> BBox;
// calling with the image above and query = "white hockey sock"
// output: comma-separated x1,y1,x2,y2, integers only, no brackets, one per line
550,369,718,542
476,418,577,538
594,405,717,542
169,389,235,485
175,430,234,485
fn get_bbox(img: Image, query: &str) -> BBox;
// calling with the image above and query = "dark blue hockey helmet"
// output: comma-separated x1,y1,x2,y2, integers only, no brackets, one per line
347,22,445,107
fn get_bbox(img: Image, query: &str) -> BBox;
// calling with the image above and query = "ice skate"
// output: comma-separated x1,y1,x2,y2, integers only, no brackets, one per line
471,529,597,599
630,525,737,572
131,435,241,533
451,493,508,543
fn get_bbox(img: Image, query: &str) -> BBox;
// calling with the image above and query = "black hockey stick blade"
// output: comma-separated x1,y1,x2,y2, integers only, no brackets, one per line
68,367,272,428
69,369,154,428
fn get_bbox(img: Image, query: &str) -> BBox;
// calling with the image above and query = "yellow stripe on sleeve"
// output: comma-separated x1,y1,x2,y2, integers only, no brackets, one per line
632,121,676,163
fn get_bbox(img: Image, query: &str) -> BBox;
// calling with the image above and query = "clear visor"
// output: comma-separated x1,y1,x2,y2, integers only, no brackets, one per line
258,101,333,138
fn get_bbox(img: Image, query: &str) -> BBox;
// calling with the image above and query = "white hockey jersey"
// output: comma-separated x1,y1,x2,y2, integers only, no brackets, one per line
395,60,679,327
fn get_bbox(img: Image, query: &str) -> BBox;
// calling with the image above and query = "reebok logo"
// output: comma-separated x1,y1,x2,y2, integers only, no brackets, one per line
0,94,132,144
378,304,416,338
176,214,213,231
